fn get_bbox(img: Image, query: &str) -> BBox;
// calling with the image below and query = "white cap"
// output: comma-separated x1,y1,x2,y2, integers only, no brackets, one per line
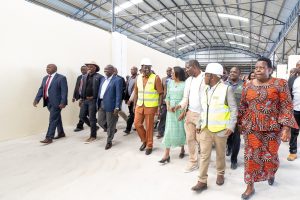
205,63,223,76
140,58,152,66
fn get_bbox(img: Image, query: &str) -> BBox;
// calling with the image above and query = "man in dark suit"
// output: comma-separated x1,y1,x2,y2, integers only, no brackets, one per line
80,61,104,143
97,65,123,150
33,64,68,144
123,66,138,135
72,65,90,132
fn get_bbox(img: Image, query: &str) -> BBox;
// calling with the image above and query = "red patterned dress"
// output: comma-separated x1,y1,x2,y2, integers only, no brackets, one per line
238,78,298,184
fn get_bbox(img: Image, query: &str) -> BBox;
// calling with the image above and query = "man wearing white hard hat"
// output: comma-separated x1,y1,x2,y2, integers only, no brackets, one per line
192,63,237,192
133,58,163,155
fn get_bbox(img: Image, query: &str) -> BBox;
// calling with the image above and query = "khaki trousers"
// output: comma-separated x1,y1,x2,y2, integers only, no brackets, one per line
197,128,227,183
184,110,200,166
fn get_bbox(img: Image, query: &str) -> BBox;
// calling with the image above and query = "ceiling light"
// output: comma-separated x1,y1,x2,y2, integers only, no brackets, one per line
112,0,143,14
164,34,186,43
141,18,167,30
226,32,249,39
178,43,196,51
218,13,249,22
229,41,249,48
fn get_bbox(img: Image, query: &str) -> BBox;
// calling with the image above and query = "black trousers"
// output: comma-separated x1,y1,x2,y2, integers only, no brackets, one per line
79,99,97,138
226,126,241,164
157,104,167,136
290,110,300,154
46,103,64,139
125,103,134,132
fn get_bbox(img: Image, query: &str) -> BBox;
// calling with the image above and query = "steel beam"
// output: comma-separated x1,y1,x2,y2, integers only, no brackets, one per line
268,0,300,57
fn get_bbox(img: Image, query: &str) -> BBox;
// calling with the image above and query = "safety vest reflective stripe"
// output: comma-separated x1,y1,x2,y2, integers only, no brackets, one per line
136,74,159,107
201,83,230,133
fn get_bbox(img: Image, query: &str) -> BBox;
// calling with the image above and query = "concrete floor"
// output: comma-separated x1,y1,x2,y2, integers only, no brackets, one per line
0,121,299,200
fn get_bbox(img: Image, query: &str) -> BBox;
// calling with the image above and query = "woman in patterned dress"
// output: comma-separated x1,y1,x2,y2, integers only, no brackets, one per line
238,57,298,199
159,67,186,164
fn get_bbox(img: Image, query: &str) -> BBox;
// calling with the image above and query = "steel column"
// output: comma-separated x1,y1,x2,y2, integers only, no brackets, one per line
296,14,300,54
111,0,116,32
174,12,178,57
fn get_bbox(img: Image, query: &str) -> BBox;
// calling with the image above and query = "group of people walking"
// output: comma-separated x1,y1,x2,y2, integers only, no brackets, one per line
33,57,300,199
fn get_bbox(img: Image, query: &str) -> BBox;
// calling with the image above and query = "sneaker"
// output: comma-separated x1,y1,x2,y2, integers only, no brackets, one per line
287,153,297,161
84,137,96,144
184,164,199,173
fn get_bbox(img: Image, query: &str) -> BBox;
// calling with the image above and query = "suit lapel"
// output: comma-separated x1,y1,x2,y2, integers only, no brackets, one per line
48,74,58,90
103,76,115,96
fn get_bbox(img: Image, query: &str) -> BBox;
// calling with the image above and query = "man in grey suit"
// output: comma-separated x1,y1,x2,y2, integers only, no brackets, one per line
33,64,68,144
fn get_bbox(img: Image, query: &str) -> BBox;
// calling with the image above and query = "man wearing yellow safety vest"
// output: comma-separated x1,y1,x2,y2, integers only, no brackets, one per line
133,58,163,155
192,63,238,192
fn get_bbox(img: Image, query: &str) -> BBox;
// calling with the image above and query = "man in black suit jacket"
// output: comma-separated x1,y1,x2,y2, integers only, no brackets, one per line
72,65,90,132
80,61,104,143
33,64,68,144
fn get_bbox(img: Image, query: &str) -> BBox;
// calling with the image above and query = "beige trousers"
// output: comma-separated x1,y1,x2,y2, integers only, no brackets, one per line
197,128,227,183
184,110,200,166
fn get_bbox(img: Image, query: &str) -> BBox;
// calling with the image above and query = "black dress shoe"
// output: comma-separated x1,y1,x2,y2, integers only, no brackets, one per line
156,134,163,139
139,143,146,151
145,148,152,155
231,162,238,170
226,148,232,156
241,189,255,200
40,138,52,144
268,177,275,185
53,134,65,139
124,130,130,134
74,127,83,132
105,142,112,150
158,156,170,164
179,151,185,159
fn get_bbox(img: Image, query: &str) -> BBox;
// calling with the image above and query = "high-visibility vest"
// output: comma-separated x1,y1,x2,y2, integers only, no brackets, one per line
137,74,159,107
201,82,230,132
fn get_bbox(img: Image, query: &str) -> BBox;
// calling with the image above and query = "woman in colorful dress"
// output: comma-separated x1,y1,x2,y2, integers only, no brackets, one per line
238,57,298,199
159,66,186,164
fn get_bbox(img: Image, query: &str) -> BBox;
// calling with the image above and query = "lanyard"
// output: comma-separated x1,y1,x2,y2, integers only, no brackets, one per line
206,81,221,106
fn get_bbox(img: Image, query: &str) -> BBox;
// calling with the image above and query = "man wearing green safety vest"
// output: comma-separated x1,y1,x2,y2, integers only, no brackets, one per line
133,58,163,155
192,63,238,192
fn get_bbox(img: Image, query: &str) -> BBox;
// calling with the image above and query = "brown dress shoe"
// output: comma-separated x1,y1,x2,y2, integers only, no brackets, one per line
191,181,207,191
40,138,53,144
53,134,66,139
216,175,224,185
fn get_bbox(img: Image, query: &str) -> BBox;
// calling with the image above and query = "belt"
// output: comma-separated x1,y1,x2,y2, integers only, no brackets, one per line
86,96,94,100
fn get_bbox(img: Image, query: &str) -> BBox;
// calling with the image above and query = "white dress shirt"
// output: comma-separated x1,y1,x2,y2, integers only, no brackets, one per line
179,72,205,113
46,72,56,97
293,76,300,111
99,76,112,99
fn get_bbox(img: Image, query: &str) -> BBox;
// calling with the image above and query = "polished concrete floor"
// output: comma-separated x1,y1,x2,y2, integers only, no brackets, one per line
0,121,299,200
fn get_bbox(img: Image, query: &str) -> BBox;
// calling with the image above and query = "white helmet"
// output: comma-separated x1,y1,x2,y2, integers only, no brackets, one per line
205,63,223,76
140,58,152,66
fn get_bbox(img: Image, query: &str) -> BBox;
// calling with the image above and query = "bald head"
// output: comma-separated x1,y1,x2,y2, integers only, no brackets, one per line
46,64,57,75
131,66,138,76
105,65,115,77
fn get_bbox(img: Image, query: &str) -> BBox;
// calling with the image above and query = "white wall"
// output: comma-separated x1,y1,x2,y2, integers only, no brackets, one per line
0,0,183,141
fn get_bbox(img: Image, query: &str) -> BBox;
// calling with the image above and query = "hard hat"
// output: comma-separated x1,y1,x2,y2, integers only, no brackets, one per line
205,63,223,76
140,58,152,66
